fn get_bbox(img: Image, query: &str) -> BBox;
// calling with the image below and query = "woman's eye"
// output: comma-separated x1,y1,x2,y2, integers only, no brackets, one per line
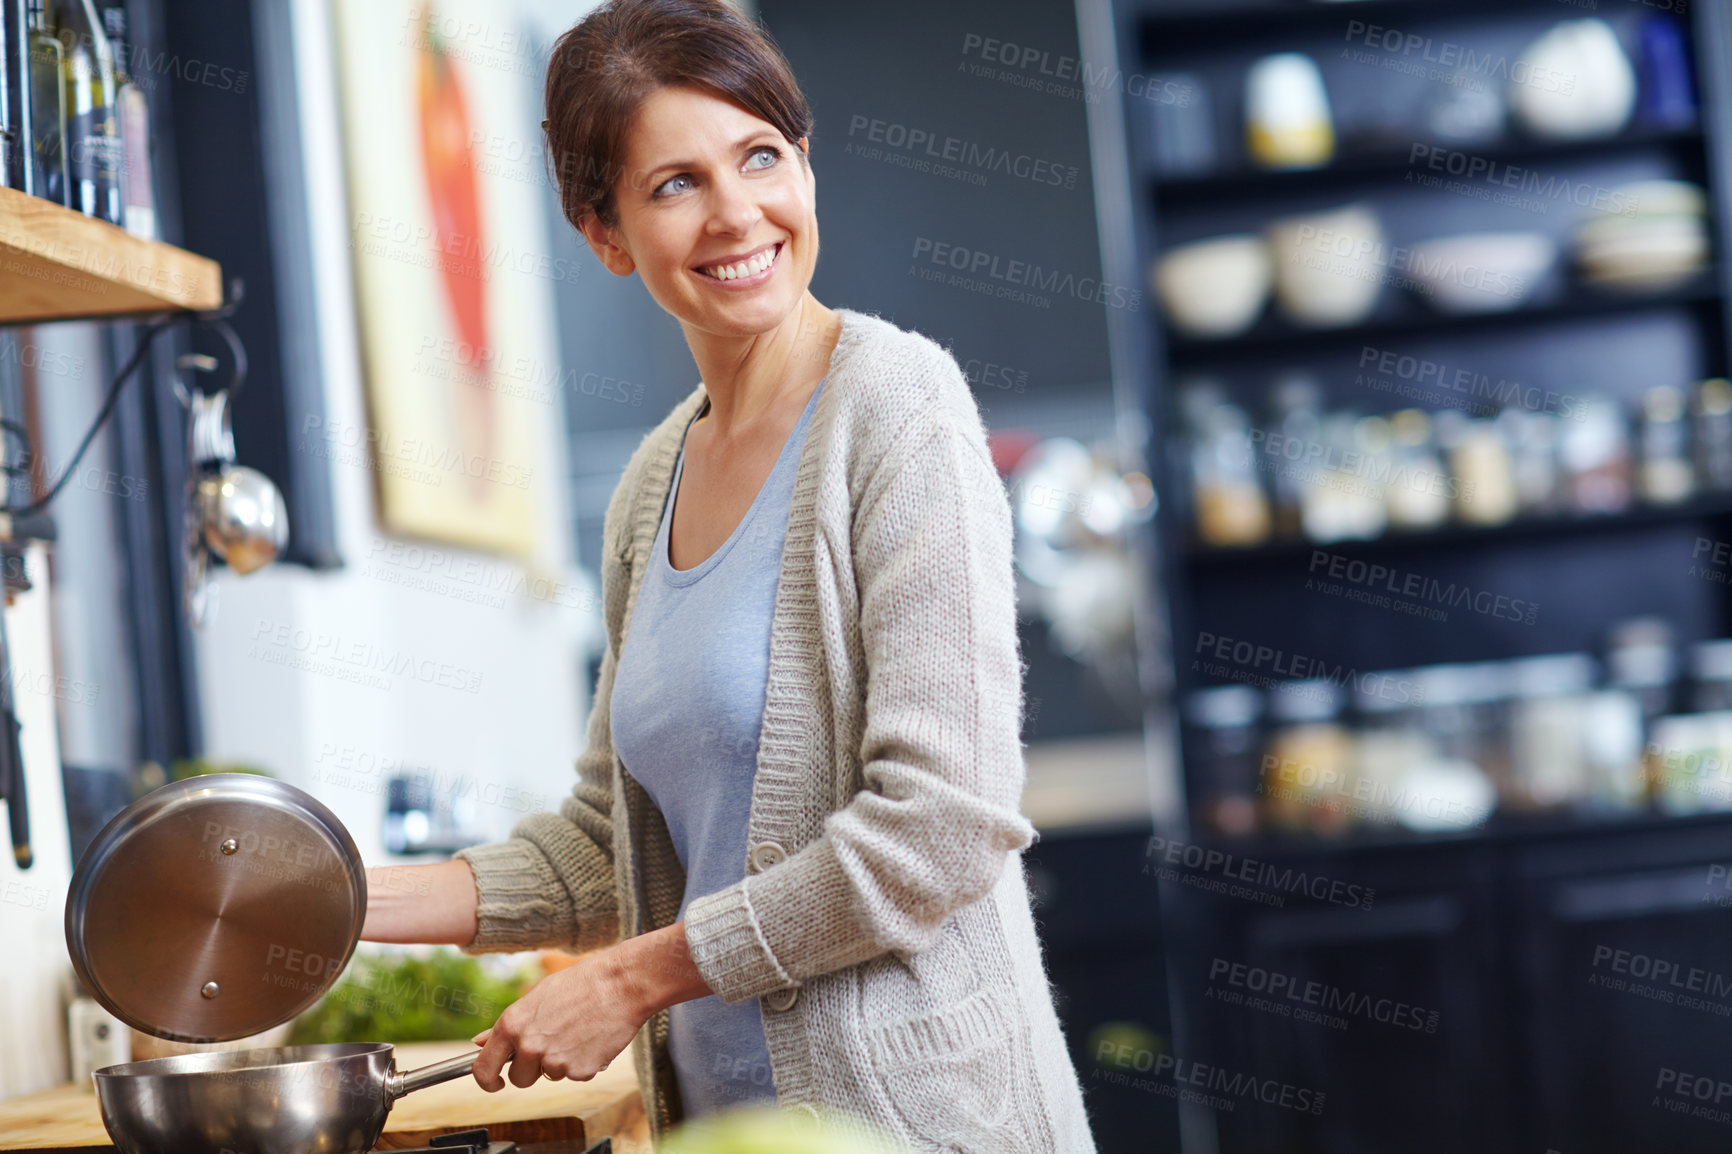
654,174,693,198
747,146,781,169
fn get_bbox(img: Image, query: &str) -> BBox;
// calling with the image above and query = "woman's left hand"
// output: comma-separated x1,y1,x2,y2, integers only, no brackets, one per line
470,920,713,1090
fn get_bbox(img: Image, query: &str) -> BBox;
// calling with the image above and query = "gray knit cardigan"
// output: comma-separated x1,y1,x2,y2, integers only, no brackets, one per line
454,308,1096,1151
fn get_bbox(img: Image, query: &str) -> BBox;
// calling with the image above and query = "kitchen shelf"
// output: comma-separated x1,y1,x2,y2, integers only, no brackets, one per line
0,186,223,326
1133,0,1527,48
1166,272,1721,366
1197,805,1732,859
1153,125,1705,207
1184,491,1732,566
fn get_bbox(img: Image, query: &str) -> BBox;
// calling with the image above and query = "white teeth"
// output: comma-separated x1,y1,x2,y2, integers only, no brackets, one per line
704,244,777,280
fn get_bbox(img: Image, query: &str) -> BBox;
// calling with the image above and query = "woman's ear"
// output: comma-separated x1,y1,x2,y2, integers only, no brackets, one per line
577,212,636,277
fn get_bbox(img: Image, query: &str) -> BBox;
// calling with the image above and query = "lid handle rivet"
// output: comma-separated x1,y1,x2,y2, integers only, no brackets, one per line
201,981,220,999
219,839,238,856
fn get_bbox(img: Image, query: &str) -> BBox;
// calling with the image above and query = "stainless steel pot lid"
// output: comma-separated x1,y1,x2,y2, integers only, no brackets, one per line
65,773,366,1042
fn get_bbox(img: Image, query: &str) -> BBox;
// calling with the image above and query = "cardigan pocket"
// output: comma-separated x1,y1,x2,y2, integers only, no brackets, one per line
862,987,1036,1154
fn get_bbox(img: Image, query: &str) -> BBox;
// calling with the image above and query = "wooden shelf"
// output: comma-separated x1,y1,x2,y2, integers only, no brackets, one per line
0,186,222,325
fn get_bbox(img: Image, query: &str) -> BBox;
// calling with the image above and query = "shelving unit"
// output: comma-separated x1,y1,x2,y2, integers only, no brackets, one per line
1087,0,1732,1149
1120,0,1732,815
1185,489,1732,565
0,186,223,325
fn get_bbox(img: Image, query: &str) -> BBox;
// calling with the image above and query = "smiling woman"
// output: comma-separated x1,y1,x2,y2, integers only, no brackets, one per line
357,1,1097,1150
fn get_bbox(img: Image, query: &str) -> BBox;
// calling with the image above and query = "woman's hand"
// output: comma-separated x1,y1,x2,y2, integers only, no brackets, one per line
471,921,713,1090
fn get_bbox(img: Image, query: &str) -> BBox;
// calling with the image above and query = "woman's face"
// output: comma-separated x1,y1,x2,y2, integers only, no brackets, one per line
584,84,818,339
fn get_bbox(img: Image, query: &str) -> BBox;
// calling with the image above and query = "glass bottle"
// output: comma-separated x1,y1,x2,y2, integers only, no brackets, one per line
1185,685,1263,838
1693,379,1732,492
1265,373,1323,539
1498,408,1562,517
49,0,119,222
1351,669,1430,826
1183,383,1271,547
25,0,65,205
1638,385,1694,505
1403,664,1499,832
103,5,153,239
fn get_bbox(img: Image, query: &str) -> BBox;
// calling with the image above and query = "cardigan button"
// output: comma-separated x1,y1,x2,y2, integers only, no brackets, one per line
764,985,799,1012
749,841,788,873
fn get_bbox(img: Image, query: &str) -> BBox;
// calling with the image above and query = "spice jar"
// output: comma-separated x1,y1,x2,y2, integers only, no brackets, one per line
1384,410,1452,530
1559,395,1633,515
1638,385,1694,504
1260,680,1356,836
1439,411,1518,526
1694,378,1732,491
1506,653,1596,811
1185,684,1264,837
1183,383,1271,546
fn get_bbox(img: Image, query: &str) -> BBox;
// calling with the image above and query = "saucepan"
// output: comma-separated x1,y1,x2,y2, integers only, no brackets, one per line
94,1043,479,1154
65,776,497,1154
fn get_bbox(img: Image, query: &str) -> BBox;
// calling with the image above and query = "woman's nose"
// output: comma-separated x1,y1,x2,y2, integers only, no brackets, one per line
706,174,764,236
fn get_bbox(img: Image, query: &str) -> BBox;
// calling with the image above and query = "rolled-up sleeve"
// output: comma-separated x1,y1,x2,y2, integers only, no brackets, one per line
684,390,1035,1002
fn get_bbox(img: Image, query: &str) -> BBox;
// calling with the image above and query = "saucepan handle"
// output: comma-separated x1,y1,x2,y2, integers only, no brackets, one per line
386,1050,481,1100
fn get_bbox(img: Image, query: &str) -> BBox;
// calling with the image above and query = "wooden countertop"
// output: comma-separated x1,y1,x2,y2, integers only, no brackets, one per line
0,1040,646,1153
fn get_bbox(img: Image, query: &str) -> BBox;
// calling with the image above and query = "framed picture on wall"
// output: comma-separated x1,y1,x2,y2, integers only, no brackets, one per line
330,0,560,556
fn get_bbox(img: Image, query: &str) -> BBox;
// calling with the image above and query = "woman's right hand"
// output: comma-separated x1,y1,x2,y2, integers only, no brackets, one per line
360,860,480,946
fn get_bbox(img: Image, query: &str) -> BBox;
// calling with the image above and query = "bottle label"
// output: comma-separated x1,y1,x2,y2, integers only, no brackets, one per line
67,108,122,183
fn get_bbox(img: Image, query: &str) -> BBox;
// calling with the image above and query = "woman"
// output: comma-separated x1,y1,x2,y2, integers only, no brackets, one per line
362,0,1095,1149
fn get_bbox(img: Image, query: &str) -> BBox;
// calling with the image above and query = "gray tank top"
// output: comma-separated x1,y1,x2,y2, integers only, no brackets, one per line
609,376,825,1116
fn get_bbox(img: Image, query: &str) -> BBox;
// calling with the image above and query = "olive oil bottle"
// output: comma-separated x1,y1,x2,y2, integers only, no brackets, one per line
49,0,119,221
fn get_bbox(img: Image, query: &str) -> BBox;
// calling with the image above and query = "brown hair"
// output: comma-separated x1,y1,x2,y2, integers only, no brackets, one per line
543,0,815,234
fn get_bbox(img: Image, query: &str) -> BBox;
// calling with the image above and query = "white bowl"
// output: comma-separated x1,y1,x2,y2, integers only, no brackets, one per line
1406,232,1556,314
1266,204,1385,328
1153,235,1272,339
